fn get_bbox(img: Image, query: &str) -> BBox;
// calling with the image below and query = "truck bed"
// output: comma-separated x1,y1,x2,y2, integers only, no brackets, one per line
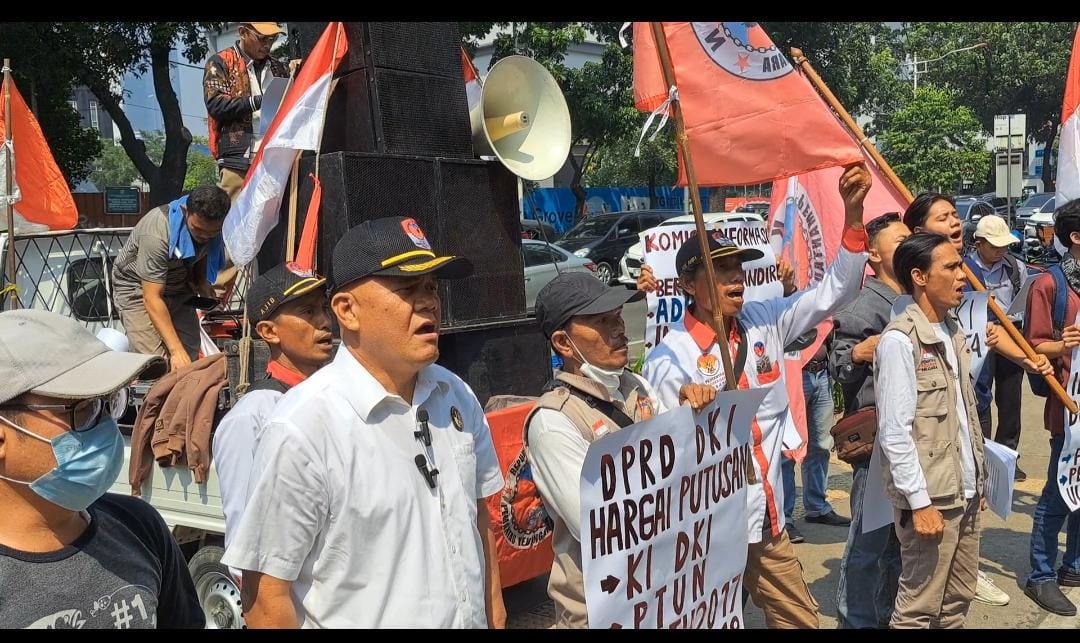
111,432,226,536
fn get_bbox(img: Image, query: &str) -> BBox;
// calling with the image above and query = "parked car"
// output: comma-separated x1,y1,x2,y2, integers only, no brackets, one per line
957,198,997,253
520,217,558,242
555,209,681,284
977,192,1016,220
1015,192,1056,223
617,211,766,287
1019,195,1057,243
521,239,597,312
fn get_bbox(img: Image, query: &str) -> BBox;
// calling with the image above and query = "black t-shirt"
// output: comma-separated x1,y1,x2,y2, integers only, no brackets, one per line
0,493,203,629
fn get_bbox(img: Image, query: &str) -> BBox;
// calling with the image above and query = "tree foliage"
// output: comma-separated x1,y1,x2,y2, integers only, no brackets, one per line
763,21,908,119
52,22,224,204
877,86,991,194
902,21,1076,190
0,23,102,186
88,131,218,193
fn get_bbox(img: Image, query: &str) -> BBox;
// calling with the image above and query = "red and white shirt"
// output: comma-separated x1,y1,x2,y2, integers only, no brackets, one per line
643,235,867,543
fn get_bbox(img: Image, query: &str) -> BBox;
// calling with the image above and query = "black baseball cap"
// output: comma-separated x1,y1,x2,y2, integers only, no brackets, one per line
676,231,765,276
535,272,643,338
331,217,473,292
247,263,327,325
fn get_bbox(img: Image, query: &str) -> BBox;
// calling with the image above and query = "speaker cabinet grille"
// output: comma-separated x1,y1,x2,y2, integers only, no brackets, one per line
294,22,473,158
272,152,525,329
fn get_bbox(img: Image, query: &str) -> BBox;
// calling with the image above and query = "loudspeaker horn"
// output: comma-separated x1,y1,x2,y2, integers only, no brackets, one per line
470,55,572,182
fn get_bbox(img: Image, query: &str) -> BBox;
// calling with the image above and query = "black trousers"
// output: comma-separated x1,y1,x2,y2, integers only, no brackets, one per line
977,351,1024,451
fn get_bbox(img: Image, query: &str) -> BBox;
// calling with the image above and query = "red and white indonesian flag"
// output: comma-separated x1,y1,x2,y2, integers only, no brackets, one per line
461,46,482,115
1058,26,1080,207
223,22,348,267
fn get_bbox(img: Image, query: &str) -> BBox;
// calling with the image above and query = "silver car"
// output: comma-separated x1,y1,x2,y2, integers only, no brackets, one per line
522,239,598,312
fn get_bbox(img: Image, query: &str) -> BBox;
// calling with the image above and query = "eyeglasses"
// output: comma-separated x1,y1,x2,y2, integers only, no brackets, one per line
243,27,280,46
0,391,124,433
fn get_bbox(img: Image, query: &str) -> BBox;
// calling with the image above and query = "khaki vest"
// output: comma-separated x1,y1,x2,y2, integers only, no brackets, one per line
881,303,986,511
523,371,656,629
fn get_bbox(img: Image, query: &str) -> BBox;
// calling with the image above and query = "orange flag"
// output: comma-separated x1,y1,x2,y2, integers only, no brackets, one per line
633,22,863,187
0,73,78,229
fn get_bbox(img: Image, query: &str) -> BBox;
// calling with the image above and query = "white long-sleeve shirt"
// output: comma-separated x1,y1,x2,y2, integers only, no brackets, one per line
527,372,667,539
643,245,868,542
874,325,976,510
213,388,282,550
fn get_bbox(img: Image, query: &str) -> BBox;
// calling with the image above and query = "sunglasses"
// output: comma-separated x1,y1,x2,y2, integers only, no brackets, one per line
0,390,124,433
243,27,280,45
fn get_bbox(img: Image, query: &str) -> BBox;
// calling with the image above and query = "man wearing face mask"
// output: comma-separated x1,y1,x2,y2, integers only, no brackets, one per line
223,217,506,628
0,309,202,629
638,163,874,628
524,272,716,628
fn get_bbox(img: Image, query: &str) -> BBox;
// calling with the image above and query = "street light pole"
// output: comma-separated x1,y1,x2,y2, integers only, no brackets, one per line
912,52,918,93
906,42,987,96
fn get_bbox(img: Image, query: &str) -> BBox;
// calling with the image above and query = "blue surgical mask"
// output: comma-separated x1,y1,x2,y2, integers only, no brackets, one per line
0,415,124,511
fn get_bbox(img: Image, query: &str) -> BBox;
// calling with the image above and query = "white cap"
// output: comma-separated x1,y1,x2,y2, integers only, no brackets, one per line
973,215,1018,247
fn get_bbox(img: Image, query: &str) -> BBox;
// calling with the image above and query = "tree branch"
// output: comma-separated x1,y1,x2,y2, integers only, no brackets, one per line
86,81,157,182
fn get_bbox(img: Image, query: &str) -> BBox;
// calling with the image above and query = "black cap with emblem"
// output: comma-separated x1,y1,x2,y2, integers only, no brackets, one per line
246,263,328,325
330,216,474,293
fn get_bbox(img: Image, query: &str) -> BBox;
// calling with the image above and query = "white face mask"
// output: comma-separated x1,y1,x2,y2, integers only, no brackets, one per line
566,336,624,394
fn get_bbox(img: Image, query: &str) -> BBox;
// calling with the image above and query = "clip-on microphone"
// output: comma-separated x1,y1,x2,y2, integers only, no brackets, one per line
414,409,432,447
414,454,439,489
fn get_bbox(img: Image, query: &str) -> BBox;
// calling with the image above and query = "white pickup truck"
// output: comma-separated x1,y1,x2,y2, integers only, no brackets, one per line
2,226,240,628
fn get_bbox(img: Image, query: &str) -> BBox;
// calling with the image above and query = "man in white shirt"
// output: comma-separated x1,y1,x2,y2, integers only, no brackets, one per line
874,231,987,628
637,163,873,628
213,263,334,567
222,217,506,628
525,272,715,628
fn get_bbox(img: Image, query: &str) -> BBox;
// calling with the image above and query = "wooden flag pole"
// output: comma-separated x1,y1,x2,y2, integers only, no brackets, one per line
790,46,1078,415
3,59,17,310
651,23,736,390
281,60,302,263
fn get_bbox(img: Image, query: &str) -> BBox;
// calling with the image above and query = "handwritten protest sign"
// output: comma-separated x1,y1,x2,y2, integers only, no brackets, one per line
642,222,781,352
580,388,766,629
1060,312,1080,511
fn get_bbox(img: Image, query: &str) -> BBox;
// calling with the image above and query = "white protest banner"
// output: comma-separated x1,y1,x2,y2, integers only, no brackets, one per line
983,439,1018,519
580,388,767,629
642,222,781,352
892,291,990,380
1060,311,1080,511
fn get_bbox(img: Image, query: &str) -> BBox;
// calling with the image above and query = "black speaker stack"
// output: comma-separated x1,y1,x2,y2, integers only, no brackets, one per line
259,22,551,403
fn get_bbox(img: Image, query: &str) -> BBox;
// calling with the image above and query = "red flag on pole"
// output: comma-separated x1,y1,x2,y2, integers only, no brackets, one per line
0,74,78,229
633,22,863,187
294,173,322,272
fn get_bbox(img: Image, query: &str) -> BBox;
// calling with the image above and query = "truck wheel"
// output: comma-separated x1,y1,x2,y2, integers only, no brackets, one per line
188,545,245,629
